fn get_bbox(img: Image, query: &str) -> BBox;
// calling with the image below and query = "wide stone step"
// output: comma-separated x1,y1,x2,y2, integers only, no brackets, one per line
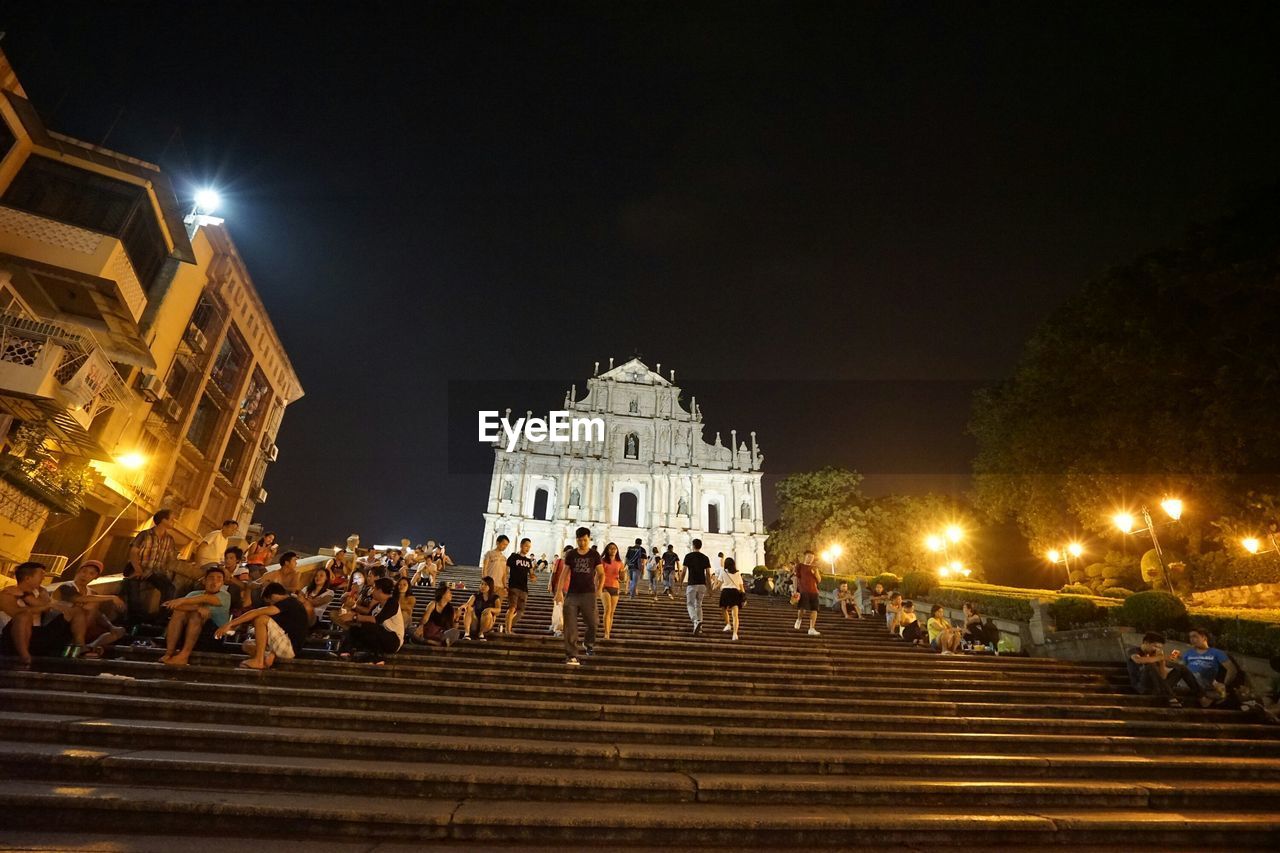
8,712,1280,771
4,673,1272,742
6,742,1280,810
3,664,1229,728
2,780,1278,847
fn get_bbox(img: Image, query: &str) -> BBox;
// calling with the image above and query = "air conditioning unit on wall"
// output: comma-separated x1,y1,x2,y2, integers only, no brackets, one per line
137,374,165,403
185,324,208,354
254,487,268,504
160,398,182,421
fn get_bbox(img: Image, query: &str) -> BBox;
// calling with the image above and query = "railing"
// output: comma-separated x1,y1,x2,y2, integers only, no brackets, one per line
0,311,133,422
27,552,69,577
0,455,85,515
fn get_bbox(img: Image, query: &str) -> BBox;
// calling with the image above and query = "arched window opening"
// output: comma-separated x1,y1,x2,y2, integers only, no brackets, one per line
618,492,639,527
707,503,721,534
532,488,549,520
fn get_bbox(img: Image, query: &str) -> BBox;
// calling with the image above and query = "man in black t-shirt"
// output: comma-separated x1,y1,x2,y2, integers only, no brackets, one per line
505,538,536,635
661,545,679,598
682,539,712,635
625,539,646,600
216,582,309,669
555,527,603,666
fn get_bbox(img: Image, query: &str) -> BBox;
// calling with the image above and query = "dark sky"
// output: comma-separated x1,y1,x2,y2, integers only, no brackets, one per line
3,2,1278,563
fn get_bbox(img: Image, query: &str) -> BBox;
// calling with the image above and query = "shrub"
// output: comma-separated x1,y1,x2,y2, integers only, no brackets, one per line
1185,549,1276,592
925,588,1033,621
1116,590,1187,632
900,571,933,600
1060,583,1094,596
1047,596,1106,631
868,572,902,592
1099,587,1133,599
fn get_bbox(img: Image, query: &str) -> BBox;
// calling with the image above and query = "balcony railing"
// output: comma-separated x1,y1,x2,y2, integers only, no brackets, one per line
0,454,86,515
0,312,133,429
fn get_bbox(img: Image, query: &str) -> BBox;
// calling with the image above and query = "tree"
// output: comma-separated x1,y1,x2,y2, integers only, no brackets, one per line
971,188,1280,575
767,468,984,578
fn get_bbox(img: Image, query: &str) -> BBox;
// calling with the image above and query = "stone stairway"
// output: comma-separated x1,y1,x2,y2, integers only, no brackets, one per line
1,563,1279,850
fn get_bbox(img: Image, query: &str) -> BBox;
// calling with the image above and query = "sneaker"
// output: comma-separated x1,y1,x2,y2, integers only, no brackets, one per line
693,622,702,636
940,650,954,656
463,635,472,641
583,647,595,657
666,591,674,599
723,624,733,632
808,627,821,636
477,634,487,642
732,633,739,641
794,619,802,630
565,657,581,666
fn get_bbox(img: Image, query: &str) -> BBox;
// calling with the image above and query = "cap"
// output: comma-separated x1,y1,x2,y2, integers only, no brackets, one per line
81,560,105,573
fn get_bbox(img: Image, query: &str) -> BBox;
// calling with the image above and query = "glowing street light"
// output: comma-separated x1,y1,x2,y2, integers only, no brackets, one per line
115,452,147,470
194,188,221,214
821,544,842,575
1067,542,1084,558
1046,549,1061,564
1112,498,1184,595
1240,534,1280,562
1046,542,1086,582
925,535,944,553
946,525,963,543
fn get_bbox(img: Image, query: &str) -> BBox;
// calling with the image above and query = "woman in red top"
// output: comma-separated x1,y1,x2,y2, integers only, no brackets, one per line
599,542,624,639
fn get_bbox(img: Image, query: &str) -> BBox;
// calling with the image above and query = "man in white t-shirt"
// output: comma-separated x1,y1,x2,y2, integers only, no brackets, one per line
195,519,240,567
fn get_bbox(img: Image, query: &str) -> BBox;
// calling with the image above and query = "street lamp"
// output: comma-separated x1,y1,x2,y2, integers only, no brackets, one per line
1112,498,1183,595
1241,534,1280,561
1046,542,1085,583
115,452,147,471
820,544,842,575
193,188,221,215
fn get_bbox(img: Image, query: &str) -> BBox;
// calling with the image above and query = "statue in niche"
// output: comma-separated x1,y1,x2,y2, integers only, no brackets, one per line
501,480,514,501
741,501,751,520
678,496,689,516
625,433,639,459
570,487,581,507
629,398,639,413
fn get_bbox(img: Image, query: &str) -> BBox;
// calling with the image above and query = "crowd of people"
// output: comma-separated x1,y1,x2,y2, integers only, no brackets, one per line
0,512,1276,719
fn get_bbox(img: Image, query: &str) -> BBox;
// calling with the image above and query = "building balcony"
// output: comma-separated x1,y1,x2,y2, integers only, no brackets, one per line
0,204,147,323
0,312,134,457
0,454,87,515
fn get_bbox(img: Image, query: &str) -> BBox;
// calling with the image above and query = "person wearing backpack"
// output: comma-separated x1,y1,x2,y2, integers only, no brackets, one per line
625,539,647,600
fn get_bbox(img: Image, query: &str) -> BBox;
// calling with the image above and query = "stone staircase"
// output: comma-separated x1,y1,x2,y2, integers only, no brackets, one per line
1,563,1279,850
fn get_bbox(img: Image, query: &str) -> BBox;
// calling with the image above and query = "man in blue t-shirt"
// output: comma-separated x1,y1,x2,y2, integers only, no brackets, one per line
160,567,231,667
1179,627,1237,703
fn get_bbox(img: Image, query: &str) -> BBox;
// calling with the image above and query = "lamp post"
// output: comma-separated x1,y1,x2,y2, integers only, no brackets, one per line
1241,534,1280,562
925,526,963,562
1046,542,1084,583
1112,497,1182,595
820,544,842,576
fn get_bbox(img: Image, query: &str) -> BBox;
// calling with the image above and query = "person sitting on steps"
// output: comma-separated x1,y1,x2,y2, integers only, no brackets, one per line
897,600,928,646
411,581,463,647
1127,631,1208,708
836,582,860,619
336,577,403,664
869,582,887,618
214,582,309,670
159,566,231,667
462,576,502,641
885,592,904,636
927,604,963,655
1,562,79,665
53,560,126,657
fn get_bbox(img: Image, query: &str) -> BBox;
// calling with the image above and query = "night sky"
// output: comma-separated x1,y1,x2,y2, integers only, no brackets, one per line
3,2,1278,564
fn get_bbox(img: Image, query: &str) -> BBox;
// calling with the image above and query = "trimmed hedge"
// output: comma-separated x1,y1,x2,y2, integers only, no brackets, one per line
1117,591,1187,632
925,588,1034,622
900,571,934,601
868,572,902,592
1100,587,1133,599
1047,596,1106,630
1060,583,1094,596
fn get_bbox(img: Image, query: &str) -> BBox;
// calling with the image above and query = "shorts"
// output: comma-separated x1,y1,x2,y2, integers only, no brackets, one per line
2,615,73,657
252,619,297,660
796,592,820,612
507,587,528,614
603,587,619,598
